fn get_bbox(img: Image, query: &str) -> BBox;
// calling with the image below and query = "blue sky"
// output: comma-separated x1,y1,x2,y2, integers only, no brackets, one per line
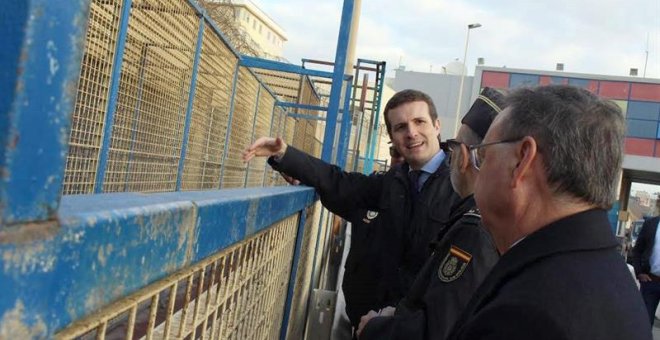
257,0,660,79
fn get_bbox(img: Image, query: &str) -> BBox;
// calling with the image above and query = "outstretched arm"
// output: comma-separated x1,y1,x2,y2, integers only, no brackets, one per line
242,136,288,162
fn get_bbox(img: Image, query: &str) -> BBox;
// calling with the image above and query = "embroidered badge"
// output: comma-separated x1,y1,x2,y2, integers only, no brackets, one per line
438,245,472,282
362,210,378,223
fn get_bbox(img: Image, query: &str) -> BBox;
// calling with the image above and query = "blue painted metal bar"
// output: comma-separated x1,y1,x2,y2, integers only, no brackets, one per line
240,55,334,79
337,78,354,169
287,113,327,121
244,86,262,187
0,1,92,226
124,45,150,191
276,101,328,112
279,207,308,340
218,62,241,187
321,0,355,163
94,0,133,193
176,17,205,191
0,186,315,337
364,62,386,174
356,58,382,65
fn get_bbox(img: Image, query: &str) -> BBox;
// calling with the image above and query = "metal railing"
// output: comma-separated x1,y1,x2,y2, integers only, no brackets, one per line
0,0,381,339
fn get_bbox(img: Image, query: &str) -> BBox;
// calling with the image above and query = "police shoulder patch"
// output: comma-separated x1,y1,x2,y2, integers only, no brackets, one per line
438,245,472,282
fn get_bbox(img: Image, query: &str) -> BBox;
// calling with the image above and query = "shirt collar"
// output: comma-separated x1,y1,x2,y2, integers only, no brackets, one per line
415,149,445,174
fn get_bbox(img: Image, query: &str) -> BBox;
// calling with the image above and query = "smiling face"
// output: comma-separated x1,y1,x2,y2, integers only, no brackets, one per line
386,100,441,170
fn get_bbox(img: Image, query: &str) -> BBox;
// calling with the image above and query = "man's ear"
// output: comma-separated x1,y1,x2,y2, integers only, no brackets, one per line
511,136,538,188
459,144,470,173
434,119,441,131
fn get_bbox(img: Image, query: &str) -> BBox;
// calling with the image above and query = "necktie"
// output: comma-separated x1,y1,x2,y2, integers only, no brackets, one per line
409,170,422,200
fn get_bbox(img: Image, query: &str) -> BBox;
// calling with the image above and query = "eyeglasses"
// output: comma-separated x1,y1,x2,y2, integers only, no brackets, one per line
445,137,523,171
468,137,523,170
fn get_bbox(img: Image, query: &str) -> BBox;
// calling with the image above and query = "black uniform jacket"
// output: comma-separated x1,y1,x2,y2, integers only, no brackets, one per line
269,146,458,303
447,209,651,340
360,195,499,340
341,206,391,328
631,216,660,276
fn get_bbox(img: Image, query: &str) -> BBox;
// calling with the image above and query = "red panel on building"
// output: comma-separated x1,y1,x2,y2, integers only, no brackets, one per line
630,83,660,101
625,138,655,156
586,80,599,94
599,81,629,99
481,72,510,89
656,141,660,158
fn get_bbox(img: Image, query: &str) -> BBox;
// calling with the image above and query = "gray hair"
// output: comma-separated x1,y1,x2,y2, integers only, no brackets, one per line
501,85,625,209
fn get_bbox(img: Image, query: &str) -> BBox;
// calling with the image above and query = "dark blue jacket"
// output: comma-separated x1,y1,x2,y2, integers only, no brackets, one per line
447,209,651,340
361,195,499,339
269,146,458,306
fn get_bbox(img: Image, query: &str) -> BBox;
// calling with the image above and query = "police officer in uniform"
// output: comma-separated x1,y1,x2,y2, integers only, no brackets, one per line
357,88,504,339
340,146,405,333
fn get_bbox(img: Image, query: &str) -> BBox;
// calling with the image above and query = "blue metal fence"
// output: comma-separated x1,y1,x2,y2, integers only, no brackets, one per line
0,0,386,338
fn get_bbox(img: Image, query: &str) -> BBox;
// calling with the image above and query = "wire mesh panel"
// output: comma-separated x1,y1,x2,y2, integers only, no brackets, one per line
101,0,199,193
63,0,124,195
221,67,260,188
245,89,275,187
56,213,301,340
180,24,237,191
253,69,301,104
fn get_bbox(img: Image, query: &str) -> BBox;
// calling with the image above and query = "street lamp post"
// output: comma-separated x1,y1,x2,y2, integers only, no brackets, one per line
453,23,482,136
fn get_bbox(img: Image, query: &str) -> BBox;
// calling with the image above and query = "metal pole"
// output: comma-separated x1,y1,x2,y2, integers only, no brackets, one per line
175,17,205,191
321,0,356,163
453,23,481,136
94,0,133,193
218,62,241,188
279,208,308,340
337,77,354,169
243,86,262,187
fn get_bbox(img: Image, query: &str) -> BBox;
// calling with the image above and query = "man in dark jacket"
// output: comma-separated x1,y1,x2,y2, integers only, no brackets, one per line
243,89,459,307
341,147,405,330
631,198,660,325
447,85,651,339
357,88,503,339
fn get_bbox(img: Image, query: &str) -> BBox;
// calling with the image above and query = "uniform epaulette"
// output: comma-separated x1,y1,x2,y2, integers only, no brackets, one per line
463,207,481,219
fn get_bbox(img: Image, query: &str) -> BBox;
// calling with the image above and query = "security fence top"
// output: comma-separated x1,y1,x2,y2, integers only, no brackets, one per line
277,101,328,112
240,55,335,79
301,58,381,72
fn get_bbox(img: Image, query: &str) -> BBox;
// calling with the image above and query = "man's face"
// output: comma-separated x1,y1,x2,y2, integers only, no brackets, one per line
474,109,516,236
386,101,441,170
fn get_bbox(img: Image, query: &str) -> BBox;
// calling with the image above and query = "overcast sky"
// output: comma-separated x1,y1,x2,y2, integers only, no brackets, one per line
257,0,660,79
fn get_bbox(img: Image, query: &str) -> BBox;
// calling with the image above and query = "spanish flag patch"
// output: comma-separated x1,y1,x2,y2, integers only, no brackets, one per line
438,245,472,282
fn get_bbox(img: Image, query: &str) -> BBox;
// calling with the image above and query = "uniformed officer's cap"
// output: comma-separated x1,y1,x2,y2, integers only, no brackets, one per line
461,87,506,139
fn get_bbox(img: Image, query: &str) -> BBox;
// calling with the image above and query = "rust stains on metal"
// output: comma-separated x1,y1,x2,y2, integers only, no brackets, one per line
0,300,47,339
0,221,59,274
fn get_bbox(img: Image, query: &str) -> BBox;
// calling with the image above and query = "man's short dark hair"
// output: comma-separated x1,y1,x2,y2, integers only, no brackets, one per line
501,85,625,209
383,89,438,136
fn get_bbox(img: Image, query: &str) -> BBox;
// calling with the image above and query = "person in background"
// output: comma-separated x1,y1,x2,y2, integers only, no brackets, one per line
631,198,660,325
